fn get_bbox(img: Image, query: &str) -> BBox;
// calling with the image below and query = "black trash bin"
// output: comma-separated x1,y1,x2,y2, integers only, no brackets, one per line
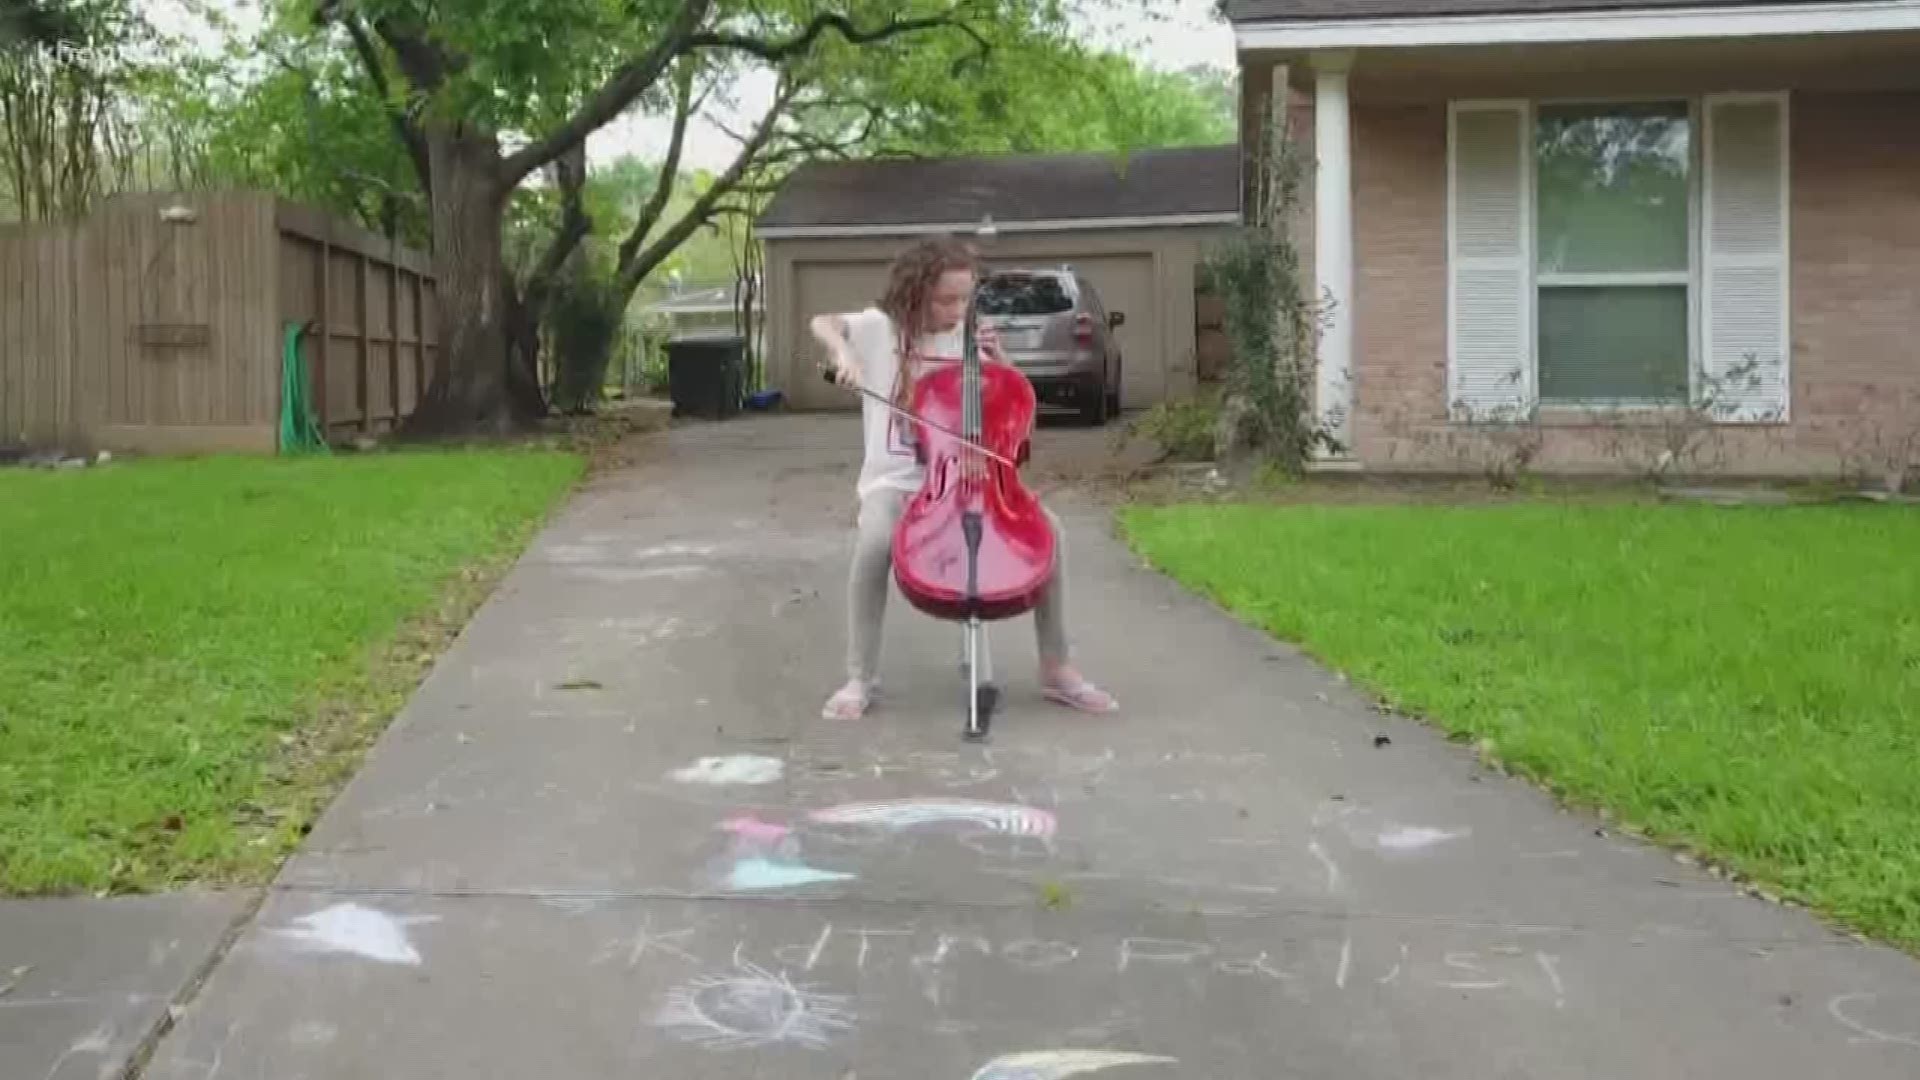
665,331,746,420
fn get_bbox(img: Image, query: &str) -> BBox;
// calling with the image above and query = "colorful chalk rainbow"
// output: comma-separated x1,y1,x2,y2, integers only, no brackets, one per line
806,798,1057,839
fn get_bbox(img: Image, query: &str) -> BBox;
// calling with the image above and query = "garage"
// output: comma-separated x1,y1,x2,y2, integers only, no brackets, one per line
755,145,1240,416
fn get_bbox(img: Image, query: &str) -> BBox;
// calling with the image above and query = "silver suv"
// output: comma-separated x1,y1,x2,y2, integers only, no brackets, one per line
976,266,1124,424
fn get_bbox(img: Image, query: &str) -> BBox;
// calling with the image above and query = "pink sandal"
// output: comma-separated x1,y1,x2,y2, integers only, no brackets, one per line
1042,671,1118,714
821,679,876,720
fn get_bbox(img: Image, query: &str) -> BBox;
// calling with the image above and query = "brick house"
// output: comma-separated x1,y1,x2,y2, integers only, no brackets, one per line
1228,0,1920,481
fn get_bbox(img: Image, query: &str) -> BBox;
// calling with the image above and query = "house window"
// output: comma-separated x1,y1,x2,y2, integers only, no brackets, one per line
1448,94,1787,424
1533,101,1693,404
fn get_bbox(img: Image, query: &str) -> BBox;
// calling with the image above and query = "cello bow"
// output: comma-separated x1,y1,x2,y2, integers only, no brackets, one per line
818,366,1019,469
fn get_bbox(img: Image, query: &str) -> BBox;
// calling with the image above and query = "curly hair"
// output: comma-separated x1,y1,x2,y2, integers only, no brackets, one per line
876,234,981,407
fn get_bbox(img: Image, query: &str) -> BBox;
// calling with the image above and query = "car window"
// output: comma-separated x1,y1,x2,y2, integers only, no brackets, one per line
977,273,1074,316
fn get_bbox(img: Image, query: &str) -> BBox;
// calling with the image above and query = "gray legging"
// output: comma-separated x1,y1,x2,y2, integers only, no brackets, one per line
845,487,1070,684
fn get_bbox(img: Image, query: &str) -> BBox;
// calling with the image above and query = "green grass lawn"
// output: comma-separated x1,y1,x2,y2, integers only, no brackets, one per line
1121,501,1920,951
0,448,582,895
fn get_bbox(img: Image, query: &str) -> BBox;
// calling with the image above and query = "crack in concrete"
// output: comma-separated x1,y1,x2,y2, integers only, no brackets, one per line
250,880,1865,950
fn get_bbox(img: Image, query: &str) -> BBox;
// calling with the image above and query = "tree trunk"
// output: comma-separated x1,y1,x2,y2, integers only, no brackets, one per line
516,142,595,414
402,126,541,438
503,269,548,417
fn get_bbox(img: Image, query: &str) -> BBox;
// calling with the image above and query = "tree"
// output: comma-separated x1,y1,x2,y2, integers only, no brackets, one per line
0,0,182,221
588,53,890,343
196,31,429,244
0,1,428,237
530,2,1209,415
302,0,998,439
0,0,407,229
795,15,1233,157
531,58,800,412
0,0,81,50
1171,63,1236,133
120,17,431,244
605,163,747,287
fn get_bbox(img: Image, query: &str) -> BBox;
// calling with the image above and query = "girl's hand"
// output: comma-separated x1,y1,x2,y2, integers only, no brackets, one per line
811,313,860,388
831,346,861,388
978,323,1007,365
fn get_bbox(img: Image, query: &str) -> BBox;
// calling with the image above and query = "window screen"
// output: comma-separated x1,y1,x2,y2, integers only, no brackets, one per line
1535,101,1692,403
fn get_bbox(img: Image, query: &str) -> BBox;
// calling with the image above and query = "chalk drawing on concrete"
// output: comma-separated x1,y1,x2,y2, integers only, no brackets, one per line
719,815,795,844
593,914,701,968
636,541,722,560
39,1021,114,1080
1536,952,1566,1009
1828,992,1920,1050
670,755,785,786
653,961,854,1051
958,829,1057,862
808,799,1057,839
267,902,437,966
1307,839,1343,892
969,1050,1177,1080
726,857,856,891
1376,825,1470,852
711,814,854,892
564,564,714,584
289,1020,339,1047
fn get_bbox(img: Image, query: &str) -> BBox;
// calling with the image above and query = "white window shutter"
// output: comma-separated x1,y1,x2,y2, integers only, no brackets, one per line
1701,92,1790,422
1447,101,1534,422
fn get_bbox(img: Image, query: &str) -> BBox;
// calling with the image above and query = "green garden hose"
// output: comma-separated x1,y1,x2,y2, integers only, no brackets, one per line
279,322,329,454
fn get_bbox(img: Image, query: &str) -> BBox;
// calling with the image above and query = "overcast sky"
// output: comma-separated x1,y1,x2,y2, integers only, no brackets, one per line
143,0,1236,170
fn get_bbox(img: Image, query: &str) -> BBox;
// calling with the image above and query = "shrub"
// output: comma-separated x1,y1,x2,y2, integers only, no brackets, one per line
1198,92,1337,472
1127,392,1221,463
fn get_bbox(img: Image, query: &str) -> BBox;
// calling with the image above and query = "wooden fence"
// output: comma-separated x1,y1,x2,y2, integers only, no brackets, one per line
0,190,437,454
277,202,439,442
0,221,76,448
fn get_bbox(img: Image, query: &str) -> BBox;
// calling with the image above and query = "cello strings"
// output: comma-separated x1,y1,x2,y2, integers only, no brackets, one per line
964,298,980,486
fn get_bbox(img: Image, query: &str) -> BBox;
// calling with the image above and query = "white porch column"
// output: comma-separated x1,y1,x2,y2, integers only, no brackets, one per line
1311,51,1356,460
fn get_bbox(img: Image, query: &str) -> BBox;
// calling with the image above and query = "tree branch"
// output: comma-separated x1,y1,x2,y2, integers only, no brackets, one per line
500,0,714,187
337,12,430,192
683,7,984,65
522,141,592,316
738,98,886,167
360,11,461,94
616,72,801,297
315,1,459,94
774,90,897,157
616,58,695,273
717,179,785,197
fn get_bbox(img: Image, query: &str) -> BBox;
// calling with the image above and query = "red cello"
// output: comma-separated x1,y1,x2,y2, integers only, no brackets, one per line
826,286,1055,741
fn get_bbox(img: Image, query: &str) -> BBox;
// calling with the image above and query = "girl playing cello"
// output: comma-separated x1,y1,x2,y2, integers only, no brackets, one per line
811,234,1119,722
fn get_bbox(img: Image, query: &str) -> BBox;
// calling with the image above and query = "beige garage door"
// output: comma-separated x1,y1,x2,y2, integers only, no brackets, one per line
788,250,1161,411
791,259,889,410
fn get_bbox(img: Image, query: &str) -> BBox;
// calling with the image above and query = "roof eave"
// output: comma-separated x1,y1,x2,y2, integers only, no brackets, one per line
756,212,1243,241
1234,0,1920,51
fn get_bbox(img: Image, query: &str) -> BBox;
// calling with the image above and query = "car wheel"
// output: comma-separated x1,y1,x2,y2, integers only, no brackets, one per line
1106,356,1122,418
1079,377,1106,425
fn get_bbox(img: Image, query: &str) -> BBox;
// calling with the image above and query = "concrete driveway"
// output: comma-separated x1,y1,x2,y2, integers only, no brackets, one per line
130,413,1920,1078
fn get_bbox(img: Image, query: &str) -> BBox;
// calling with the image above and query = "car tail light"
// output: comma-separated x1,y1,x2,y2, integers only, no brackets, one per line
1074,313,1094,343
